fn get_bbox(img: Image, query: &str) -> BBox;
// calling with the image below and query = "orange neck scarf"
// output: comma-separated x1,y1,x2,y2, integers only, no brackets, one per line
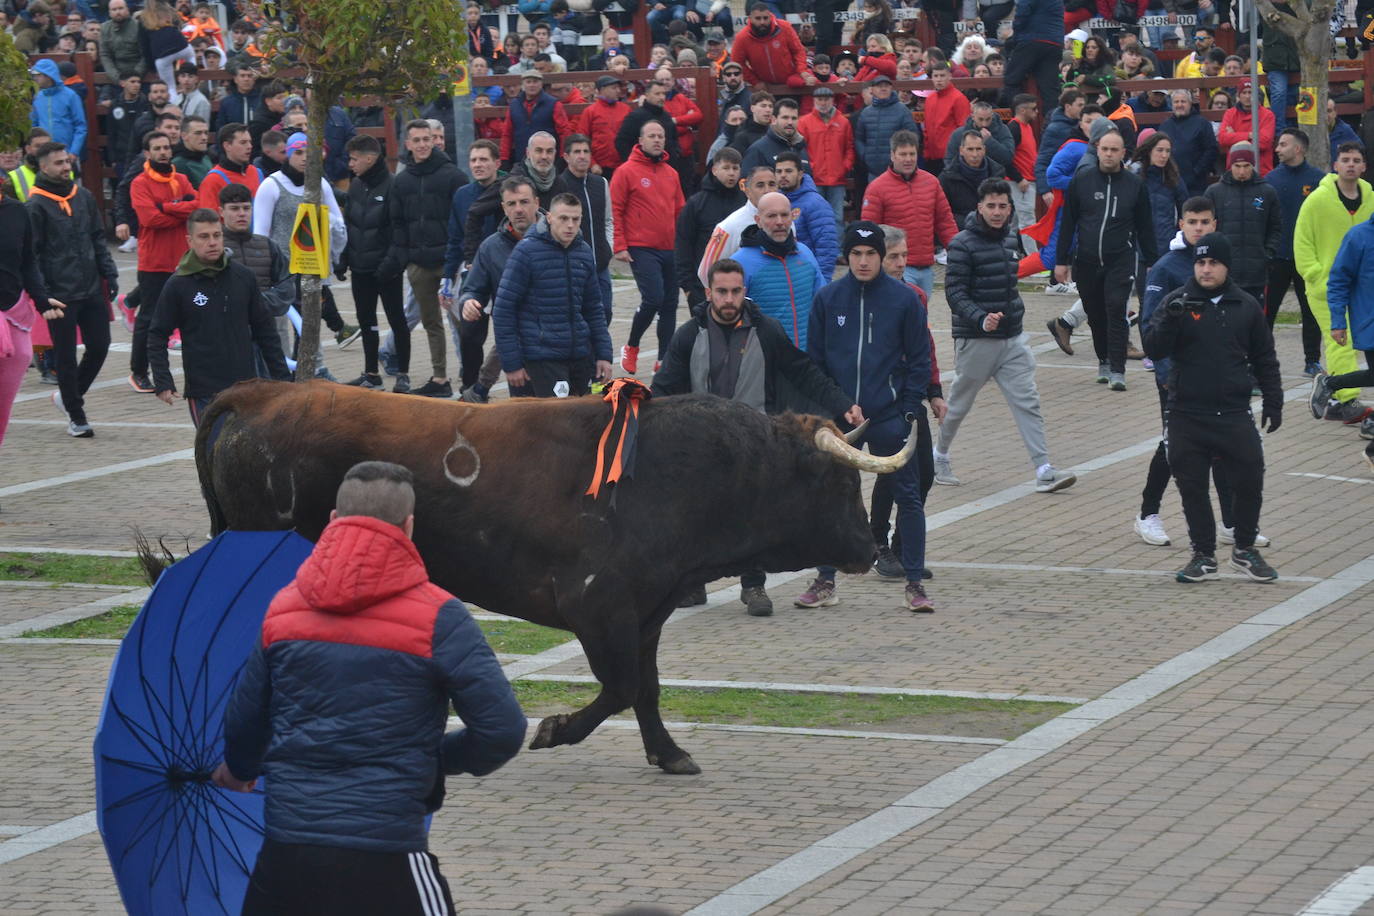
30,182,77,216
143,160,180,184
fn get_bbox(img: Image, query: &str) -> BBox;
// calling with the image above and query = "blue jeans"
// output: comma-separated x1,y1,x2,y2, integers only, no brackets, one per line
1268,70,1294,130
598,267,613,324
819,184,846,231
903,265,933,301
820,413,927,582
627,247,678,354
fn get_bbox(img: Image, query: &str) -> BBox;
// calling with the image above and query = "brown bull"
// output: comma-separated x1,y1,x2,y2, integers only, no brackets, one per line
195,381,915,774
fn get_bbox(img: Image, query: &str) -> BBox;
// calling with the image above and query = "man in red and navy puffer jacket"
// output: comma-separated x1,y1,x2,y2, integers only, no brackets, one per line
215,461,526,916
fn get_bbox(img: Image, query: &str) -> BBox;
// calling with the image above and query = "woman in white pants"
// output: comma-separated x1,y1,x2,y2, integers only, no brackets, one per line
138,0,197,90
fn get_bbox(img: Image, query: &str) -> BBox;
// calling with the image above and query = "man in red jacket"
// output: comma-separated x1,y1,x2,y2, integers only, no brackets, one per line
921,61,970,179
129,129,198,393
861,129,958,300
575,76,630,176
610,120,685,374
797,86,854,230
730,3,808,89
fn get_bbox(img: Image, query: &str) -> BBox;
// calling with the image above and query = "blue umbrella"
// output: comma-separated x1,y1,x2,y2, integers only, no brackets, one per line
93,530,313,916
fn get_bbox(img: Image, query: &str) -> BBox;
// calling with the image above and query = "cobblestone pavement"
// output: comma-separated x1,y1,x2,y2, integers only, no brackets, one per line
3,258,1374,915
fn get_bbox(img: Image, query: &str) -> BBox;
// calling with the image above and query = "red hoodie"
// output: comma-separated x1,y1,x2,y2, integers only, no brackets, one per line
921,85,971,162
609,144,685,252
576,97,631,170
730,13,808,85
130,162,198,273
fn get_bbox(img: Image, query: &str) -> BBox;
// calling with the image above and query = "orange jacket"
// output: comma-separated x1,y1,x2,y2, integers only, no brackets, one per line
131,163,197,273
576,98,631,170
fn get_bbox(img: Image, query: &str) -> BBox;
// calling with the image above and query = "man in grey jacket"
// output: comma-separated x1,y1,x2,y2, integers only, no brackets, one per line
943,102,1015,172
934,179,1076,494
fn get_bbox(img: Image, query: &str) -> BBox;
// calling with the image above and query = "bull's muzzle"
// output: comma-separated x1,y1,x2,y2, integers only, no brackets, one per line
815,422,917,474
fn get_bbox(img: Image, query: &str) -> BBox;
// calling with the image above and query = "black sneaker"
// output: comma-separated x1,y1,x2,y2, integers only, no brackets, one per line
393,373,411,394
742,586,773,617
873,545,904,579
459,384,489,403
345,373,384,389
128,373,155,393
1364,441,1374,473
1309,372,1331,419
412,379,453,398
1230,547,1278,583
1176,553,1218,583
676,585,707,607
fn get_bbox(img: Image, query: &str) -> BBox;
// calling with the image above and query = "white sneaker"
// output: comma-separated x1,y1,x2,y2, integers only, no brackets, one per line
118,236,138,253
1133,514,1171,546
1044,282,1078,295
1035,467,1076,493
1219,525,1270,548
935,250,948,265
933,455,961,486
51,389,66,417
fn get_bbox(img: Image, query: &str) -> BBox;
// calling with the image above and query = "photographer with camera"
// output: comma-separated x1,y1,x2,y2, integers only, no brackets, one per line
1144,233,1283,585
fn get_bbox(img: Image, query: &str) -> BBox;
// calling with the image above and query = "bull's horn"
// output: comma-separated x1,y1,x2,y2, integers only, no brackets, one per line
843,418,870,444
814,422,917,474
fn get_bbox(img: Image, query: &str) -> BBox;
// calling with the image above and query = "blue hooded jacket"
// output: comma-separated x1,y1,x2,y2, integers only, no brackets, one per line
808,271,931,423
1141,231,1196,385
29,59,86,159
1328,118,1362,165
785,174,840,275
1326,212,1374,350
734,226,826,350
492,218,612,372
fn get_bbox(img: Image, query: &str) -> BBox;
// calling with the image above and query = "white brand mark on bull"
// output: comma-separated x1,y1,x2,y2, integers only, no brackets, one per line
443,429,481,488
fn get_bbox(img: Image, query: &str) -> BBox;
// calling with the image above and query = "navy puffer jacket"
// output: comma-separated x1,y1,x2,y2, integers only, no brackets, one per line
492,219,614,371
944,211,1025,339
855,95,919,178
223,516,527,853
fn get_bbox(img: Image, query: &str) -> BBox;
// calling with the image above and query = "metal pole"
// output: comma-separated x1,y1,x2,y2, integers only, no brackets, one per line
1250,0,1260,154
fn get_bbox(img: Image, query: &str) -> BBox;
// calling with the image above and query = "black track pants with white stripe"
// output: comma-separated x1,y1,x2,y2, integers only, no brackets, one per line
241,839,455,915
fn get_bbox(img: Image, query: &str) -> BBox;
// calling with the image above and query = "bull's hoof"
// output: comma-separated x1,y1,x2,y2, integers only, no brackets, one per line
651,751,701,775
529,714,566,750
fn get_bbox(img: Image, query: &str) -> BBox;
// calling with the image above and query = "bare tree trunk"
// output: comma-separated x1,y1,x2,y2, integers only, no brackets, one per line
1256,0,1336,170
1299,22,1334,170
294,98,330,380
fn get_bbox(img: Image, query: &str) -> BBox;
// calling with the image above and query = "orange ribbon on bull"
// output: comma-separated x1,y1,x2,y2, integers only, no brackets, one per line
586,378,652,500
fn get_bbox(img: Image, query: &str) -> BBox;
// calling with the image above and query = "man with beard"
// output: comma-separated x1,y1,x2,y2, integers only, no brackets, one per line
172,115,214,188
27,142,118,437
730,3,807,88
740,97,810,176
131,81,176,148
718,60,751,114
128,130,198,394
382,120,469,397
100,0,144,82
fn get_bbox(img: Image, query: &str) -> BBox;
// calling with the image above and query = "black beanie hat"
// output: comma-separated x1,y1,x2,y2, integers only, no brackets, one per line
843,220,886,260
1193,232,1232,269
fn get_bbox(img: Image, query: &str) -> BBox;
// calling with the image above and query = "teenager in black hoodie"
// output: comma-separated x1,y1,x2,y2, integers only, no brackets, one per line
674,148,746,314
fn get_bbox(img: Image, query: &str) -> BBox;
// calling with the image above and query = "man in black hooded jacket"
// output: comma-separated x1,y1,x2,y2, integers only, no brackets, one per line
675,148,746,314
1144,232,1283,586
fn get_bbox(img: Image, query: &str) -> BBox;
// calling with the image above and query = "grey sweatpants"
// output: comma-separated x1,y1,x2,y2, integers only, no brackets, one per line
936,334,1051,470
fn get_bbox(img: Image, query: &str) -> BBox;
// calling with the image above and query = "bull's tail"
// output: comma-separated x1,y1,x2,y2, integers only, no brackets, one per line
132,530,183,587
194,397,235,536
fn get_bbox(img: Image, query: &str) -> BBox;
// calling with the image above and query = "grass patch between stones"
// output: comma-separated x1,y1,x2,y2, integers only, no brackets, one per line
513,681,1076,740
0,552,146,587
477,619,573,655
22,604,142,639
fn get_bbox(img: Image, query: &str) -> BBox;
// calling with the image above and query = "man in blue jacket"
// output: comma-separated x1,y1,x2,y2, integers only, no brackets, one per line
1265,127,1326,375
216,461,526,915
1158,90,1219,196
1327,99,1363,165
492,193,613,398
29,60,86,162
733,191,826,350
775,152,839,273
801,221,934,613
1315,209,1374,458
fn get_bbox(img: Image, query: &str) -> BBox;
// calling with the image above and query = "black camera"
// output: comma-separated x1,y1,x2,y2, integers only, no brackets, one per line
1167,297,1207,316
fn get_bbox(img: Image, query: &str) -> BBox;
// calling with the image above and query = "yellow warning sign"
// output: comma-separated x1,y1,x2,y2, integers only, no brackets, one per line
289,203,330,277
452,61,470,96
1295,87,1318,126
